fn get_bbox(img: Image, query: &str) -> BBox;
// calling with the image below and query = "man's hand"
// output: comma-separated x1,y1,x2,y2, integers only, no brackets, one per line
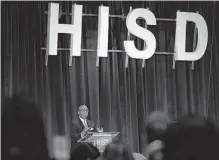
81,128,89,137
97,127,103,132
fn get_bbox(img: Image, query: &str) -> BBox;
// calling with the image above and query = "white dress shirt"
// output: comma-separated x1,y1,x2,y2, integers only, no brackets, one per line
79,117,88,129
79,117,88,138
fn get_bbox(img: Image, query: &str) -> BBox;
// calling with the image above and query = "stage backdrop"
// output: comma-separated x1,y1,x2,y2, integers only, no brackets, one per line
2,1,219,157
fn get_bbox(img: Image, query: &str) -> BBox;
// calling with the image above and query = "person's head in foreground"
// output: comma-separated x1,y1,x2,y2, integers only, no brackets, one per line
2,95,49,160
70,143,100,160
101,140,135,160
147,115,219,160
145,111,172,144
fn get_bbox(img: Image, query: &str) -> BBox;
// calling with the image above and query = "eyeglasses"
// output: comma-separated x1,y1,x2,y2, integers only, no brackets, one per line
79,109,88,112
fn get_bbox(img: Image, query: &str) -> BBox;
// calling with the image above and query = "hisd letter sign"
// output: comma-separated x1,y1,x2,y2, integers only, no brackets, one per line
46,3,208,66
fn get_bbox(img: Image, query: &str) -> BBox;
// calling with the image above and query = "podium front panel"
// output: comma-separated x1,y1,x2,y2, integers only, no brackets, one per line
92,133,113,152
79,132,119,153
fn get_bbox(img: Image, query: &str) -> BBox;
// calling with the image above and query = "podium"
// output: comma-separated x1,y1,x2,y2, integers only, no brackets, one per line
78,132,119,152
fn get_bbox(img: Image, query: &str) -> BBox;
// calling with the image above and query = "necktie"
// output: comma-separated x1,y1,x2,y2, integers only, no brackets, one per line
84,119,88,129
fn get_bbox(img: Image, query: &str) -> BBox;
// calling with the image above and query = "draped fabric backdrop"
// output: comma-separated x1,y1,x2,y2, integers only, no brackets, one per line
2,1,219,157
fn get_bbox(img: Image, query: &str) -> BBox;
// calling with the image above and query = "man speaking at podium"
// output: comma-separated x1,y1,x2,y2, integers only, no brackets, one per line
70,105,103,153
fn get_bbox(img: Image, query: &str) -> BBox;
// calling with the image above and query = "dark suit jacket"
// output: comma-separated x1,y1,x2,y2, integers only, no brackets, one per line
70,117,97,152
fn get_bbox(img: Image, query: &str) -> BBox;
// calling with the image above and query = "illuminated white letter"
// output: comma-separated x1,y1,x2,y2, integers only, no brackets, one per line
46,3,82,58
124,8,156,59
97,6,109,57
174,11,208,61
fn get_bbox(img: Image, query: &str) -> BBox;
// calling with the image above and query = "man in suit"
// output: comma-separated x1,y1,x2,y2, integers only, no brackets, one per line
70,105,103,153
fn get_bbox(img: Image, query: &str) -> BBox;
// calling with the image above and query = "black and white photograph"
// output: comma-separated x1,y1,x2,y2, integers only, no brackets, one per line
1,1,219,160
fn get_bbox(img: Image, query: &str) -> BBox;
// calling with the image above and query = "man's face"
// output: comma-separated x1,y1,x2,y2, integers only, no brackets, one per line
78,105,89,119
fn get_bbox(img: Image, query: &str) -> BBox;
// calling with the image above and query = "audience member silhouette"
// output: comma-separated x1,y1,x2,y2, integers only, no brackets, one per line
147,115,219,160
132,152,147,160
70,143,100,160
2,95,49,160
145,111,171,144
99,140,135,160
